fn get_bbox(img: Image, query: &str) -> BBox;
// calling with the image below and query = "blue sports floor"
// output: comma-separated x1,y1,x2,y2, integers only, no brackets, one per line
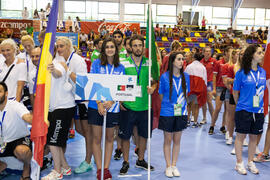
2,107,270,180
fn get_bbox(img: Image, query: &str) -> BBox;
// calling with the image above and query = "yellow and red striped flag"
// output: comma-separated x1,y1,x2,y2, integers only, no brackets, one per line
30,0,59,169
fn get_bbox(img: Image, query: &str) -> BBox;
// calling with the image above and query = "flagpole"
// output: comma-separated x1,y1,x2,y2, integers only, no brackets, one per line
148,1,152,180
101,113,107,180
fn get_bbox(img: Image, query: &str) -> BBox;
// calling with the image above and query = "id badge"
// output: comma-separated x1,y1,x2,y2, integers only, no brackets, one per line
174,104,182,116
135,86,142,97
253,96,259,107
0,136,7,153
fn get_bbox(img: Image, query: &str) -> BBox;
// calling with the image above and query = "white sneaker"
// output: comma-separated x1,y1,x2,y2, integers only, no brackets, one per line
200,119,207,125
226,137,233,145
225,131,229,140
235,162,247,175
247,161,259,174
41,169,63,180
165,166,173,178
171,166,180,177
191,116,194,122
231,147,236,155
243,138,248,146
61,167,72,176
255,146,261,155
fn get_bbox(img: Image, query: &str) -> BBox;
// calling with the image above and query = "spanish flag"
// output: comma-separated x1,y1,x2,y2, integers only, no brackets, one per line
30,0,58,175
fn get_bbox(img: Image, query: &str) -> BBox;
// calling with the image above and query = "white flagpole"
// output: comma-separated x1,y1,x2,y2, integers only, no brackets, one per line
148,1,152,180
101,113,107,180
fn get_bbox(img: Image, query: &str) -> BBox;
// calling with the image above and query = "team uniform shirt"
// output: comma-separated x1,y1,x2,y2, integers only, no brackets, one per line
0,100,30,143
0,54,5,63
0,58,27,100
49,61,76,112
200,57,216,82
122,56,150,111
221,64,235,94
91,49,100,63
17,52,35,78
55,52,87,95
88,59,125,113
213,58,226,87
233,67,266,113
28,66,37,94
159,71,190,116
119,47,127,62
80,34,88,42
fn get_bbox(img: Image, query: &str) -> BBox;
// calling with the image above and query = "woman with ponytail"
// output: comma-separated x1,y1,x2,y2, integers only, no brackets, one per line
158,52,190,177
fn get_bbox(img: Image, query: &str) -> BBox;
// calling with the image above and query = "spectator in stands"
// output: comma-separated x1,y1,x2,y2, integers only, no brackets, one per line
133,28,138,35
263,26,268,40
100,26,107,39
91,38,103,62
226,27,235,40
80,32,88,47
161,25,167,37
26,24,33,35
257,27,263,40
22,7,29,19
206,26,214,39
177,13,183,26
172,25,179,37
33,9,39,19
39,9,46,20
5,24,13,38
66,16,73,33
88,30,95,42
183,27,190,37
201,16,207,31
161,49,168,63
167,25,173,38
76,16,81,22
212,25,218,35
242,26,250,39
178,28,184,38
125,27,132,38
0,82,33,180
155,24,161,37
46,3,51,18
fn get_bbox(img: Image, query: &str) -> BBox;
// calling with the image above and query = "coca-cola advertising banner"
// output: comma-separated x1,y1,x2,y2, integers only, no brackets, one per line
0,19,33,38
81,22,140,34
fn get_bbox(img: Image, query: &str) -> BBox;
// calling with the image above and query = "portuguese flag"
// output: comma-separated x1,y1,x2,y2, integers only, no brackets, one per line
145,5,159,81
117,85,126,91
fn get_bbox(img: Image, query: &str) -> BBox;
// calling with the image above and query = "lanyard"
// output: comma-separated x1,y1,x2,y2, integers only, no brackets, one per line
26,53,29,73
131,56,143,83
173,76,182,97
250,71,260,89
66,52,75,67
0,111,6,137
106,64,114,75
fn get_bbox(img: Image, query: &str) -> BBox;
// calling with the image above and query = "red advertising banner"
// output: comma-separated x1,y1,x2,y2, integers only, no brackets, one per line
0,19,33,38
81,21,140,35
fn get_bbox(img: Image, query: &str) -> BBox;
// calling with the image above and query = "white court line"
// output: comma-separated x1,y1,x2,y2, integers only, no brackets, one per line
118,174,142,178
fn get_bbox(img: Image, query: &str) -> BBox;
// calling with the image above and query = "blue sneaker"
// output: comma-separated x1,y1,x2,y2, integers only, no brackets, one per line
74,161,93,174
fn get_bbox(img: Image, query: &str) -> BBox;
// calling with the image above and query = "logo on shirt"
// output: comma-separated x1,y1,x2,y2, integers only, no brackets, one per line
100,67,106,74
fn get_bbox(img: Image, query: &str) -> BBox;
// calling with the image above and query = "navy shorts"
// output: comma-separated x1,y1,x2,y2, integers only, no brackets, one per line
187,94,198,104
76,103,88,120
207,81,213,92
225,89,230,101
158,115,188,132
88,107,119,128
229,94,235,105
235,110,264,135
118,107,153,140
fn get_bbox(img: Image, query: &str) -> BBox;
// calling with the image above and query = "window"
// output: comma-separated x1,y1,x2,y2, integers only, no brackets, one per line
64,13,86,20
156,4,176,25
98,14,119,21
213,7,231,18
156,5,176,16
1,0,23,10
98,2,119,14
64,1,85,13
255,8,265,26
86,1,98,20
237,8,254,19
266,9,270,19
125,3,144,15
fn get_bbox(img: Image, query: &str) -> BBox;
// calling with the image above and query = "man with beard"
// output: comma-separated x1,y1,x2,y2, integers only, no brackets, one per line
91,38,103,63
113,30,127,61
118,35,157,175
0,82,32,179
124,37,132,57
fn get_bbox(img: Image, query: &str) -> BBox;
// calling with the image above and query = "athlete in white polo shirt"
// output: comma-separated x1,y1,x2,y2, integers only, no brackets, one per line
0,39,27,101
0,82,32,180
